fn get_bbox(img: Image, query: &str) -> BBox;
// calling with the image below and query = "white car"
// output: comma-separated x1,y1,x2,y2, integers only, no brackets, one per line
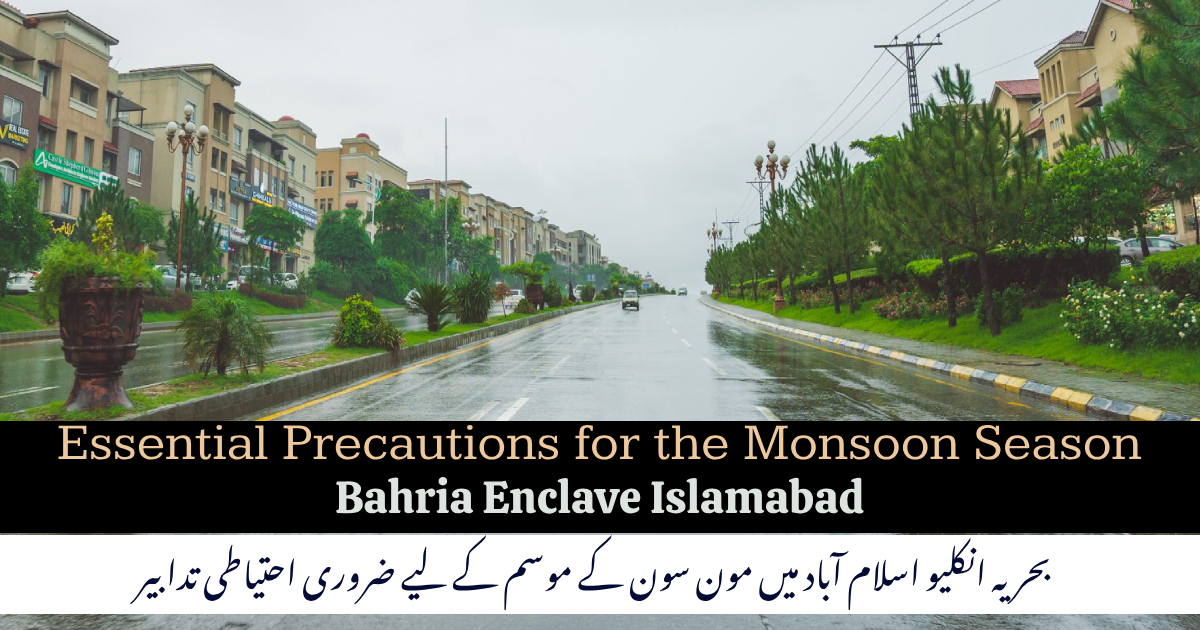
225,279,241,291
678,286,688,296
405,288,421,309
503,289,525,310
621,290,640,311
5,271,37,294
275,272,298,290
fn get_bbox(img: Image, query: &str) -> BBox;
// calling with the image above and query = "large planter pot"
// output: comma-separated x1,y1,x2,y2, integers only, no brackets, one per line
526,284,544,308
58,277,145,412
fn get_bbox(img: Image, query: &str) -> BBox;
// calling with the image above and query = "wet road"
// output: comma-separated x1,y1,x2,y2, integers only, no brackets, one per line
254,296,1077,422
0,309,495,414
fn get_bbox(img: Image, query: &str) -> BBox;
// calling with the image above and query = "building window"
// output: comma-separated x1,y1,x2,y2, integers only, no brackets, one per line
302,164,307,184
209,188,217,210
349,177,356,189
211,147,220,171
38,67,51,98
233,126,242,151
128,147,142,176
70,78,97,107
102,151,115,175
79,188,90,214
2,96,22,125
65,131,77,160
220,151,228,174
254,167,261,186
231,201,240,224
187,146,194,169
219,191,226,215
61,183,72,215
82,137,94,166
37,127,54,152
185,101,198,124
288,156,295,176
0,161,16,184
213,108,230,140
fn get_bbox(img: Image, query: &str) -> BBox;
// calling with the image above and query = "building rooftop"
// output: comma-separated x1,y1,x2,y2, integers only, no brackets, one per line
994,79,1042,98
26,10,119,45
124,63,241,87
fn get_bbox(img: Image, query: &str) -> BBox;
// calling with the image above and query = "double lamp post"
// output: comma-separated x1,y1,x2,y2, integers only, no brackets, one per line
754,140,789,312
164,104,209,295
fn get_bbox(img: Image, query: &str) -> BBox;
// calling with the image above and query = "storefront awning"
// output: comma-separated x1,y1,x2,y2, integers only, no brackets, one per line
345,171,359,179
345,199,359,207
38,116,56,130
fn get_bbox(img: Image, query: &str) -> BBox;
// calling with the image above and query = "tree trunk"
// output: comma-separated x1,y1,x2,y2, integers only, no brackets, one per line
1137,224,1151,258
844,258,855,314
941,250,957,328
978,252,1001,337
751,272,759,301
829,274,841,315
788,271,797,305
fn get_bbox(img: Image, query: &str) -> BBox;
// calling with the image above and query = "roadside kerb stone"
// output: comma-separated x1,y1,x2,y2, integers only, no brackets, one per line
702,298,1194,421
119,300,615,422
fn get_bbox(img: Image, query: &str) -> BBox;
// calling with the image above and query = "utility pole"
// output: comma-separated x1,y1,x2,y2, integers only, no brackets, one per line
706,210,723,256
443,117,448,283
747,177,767,224
875,37,942,116
721,220,739,248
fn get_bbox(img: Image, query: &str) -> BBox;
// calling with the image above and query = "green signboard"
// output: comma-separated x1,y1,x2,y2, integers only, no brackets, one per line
32,148,116,189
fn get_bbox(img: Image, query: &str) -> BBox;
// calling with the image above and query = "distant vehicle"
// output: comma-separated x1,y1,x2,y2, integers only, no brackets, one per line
503,289,525,310
275,272,299,290
700,290,708,296
622,290,640,311
5,270,37,294
1072,236,1123,247
678,286,688,296
405,288,421,309
225,279,240,291
1118,237,1183,266
237,265,272,285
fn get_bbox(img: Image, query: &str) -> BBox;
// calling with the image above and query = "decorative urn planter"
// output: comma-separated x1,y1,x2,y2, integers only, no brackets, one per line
58,277,145,411
525,284,544,309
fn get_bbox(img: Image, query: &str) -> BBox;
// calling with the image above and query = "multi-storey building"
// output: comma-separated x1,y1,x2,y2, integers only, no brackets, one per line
990,79,1044,157
273,115,319,272
2,8,154,228
548,223,573,266
315,133,407,240
568,229,601,267
511,206,533,262
532,216,550,257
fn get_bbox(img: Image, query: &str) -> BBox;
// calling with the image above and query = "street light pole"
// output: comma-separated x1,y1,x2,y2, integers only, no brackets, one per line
706,214,724,300
753,140,790,313
164,104,209,295
462,216,480,271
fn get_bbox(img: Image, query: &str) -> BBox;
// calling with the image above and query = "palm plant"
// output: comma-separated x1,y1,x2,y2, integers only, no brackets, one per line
177,294,273,377
412,281,455,331
453,270,493,324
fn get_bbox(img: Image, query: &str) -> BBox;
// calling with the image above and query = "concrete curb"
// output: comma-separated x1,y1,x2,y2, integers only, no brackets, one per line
702,298,1199,422
0,307,409,345
119,301,614,422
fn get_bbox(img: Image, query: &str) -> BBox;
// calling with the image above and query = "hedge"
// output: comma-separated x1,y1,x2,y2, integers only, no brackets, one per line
736,269,881,298
238,284,305,309
1146,245,1200,298
905,246,1118,299
144,293,194,313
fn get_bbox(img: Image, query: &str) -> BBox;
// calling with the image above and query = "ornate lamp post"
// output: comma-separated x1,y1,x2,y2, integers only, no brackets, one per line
164,104,209,294
462,216,480,270
707,220,723,299
754,140,790,312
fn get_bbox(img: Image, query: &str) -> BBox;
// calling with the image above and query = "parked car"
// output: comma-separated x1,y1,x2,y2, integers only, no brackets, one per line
503,289,525,310
1072,236,1123,248
237,265,272,285
1118,237,1183,266
275,272,299,290
225,279,240,291
622,290,640,311
5,270,37,294
678,286,688,296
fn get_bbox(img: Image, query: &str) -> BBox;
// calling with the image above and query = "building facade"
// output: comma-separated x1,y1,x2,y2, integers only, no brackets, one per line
568,229,601,267
315,133,407,240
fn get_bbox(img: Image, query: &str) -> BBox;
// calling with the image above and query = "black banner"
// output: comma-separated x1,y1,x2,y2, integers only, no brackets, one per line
6,421,1183,534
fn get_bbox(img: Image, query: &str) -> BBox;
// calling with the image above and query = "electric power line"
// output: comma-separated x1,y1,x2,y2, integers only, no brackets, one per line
788,51,886,158
939,0,1004,35
895,0,953,39
918,0,979,38
837,72,907,144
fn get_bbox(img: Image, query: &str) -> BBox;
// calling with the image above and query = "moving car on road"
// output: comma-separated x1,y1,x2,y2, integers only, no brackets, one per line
503,289,525,310
1118,237,1183,266
622,289,640,311
678,286,688,296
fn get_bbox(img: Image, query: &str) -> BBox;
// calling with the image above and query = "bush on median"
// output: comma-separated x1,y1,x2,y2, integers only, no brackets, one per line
1061,280,1200,350
331,293,403,354
1146,245,1200,299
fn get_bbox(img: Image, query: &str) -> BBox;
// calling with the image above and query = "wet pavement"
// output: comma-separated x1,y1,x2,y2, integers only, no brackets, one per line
251,296,1078,422
0,308,495,414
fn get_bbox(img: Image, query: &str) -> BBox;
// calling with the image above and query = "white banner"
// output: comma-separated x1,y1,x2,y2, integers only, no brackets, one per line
0,535,1195,614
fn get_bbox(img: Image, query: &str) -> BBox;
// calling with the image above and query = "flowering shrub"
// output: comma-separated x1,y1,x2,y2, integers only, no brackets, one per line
332,294,403,353
1061,280,1200,350
974,286,1025,328
873,289,972,320
793,281,888,310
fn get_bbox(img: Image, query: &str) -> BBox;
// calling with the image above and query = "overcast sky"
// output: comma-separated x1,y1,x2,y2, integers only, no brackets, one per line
42,0,1100,289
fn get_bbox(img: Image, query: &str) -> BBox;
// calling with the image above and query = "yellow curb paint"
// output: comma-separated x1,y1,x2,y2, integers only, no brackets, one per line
1002,376,1028,393
1065,390,1094,411
889,350,906,361
994,374,1012,389
1191,417,1200,422
950,365,974,381
866,346,883,355
1129,406,1164,422
1050,387,1075,408
917,358,936,369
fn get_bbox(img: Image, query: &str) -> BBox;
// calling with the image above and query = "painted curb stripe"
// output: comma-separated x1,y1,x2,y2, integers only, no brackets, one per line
703,300,1193,421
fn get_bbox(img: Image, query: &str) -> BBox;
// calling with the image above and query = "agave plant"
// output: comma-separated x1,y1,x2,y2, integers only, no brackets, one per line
412,281,456,332
453,270,493,324
177,294,273,376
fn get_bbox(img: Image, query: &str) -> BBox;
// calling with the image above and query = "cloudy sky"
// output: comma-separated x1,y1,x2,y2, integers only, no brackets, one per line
40,0,1100,288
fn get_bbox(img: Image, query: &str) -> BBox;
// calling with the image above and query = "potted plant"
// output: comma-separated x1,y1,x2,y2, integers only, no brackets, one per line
35,212,160,411
501,261,549,311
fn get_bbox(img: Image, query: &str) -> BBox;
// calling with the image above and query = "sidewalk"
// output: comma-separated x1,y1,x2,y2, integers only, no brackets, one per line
704,297,1200,418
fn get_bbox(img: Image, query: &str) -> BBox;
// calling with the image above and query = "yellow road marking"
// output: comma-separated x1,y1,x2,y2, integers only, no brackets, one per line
256,319,556,422
1007,401,1032,409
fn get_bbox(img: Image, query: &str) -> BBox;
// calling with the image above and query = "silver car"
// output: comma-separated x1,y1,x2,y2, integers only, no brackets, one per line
1118,237,1184,266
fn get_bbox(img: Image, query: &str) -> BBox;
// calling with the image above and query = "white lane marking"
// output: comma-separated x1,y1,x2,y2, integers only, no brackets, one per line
671,327,678,335
680,338,692,349
702,357,728,376
0,385,58,399
466,400,500,422
548,355,571,375
495,398,530,422
756,406,782,422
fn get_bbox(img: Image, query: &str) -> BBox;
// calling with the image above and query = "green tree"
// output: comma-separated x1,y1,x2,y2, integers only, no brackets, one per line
165,192,223,292
0,162,52,295
888,66,1043,336
501,260,549,289
452,269,494,324
1033,145,1152,253
411,281,455,331
72,182,163,252
177,293,274,377
244,204,305,285
375,186,442,277
314,208,375,272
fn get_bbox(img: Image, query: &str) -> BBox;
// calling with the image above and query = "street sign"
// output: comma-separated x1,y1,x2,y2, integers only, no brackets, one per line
587,274,595,282
642,282,650,291
33,148,118,189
